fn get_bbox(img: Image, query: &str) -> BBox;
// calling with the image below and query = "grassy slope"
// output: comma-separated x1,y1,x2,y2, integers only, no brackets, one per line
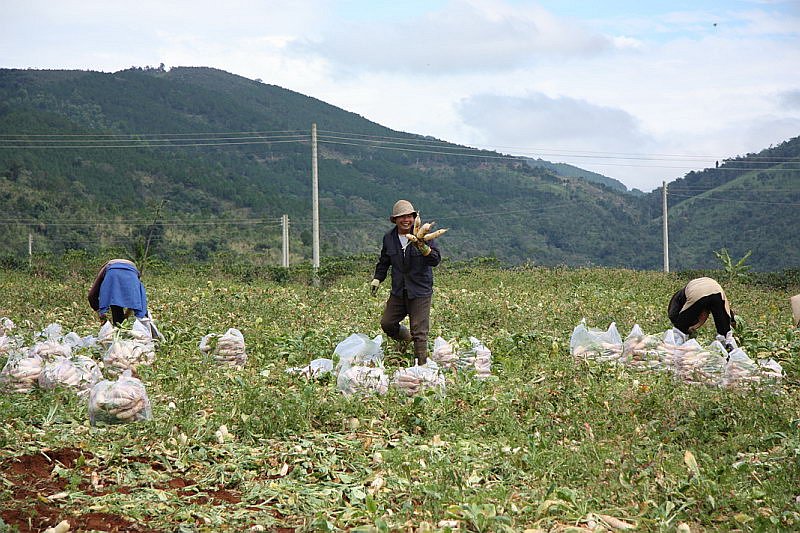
2,68,797,270
1,264,799,531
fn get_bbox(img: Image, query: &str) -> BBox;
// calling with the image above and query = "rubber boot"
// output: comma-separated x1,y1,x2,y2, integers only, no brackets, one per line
394,326,412,353
413,339,428,365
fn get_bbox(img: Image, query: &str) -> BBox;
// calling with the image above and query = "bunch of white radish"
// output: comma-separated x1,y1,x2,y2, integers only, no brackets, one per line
722,350,783,390
103,338,155,375
0,317,14,335
38,355,103,395
392,360,445,396
88,371,152,425
199,328,247,367
453,337,494,378
623,326,672,372
30,339,72,361
337,365,389,396
0,352,44,393
404,215,448,245
0,333,18,356
468,337,493,379
570,321,624,364
431,337,459,369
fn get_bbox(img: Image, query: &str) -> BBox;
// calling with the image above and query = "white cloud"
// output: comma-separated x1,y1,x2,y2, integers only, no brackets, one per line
294,0,612,74
778,89,800,110
457,92,649,150
3,0,799,192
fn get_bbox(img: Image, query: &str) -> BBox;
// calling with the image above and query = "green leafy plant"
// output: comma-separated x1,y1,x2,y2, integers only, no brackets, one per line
714,248,753,282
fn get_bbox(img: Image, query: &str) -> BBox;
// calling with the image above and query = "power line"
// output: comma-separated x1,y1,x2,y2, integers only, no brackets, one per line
318,129,800,163
668,193,800,206
0,218,285,227
0,138,308,149
2,126,799,166
0,129,309,138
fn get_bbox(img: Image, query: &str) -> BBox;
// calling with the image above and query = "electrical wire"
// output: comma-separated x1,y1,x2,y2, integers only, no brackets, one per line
667,193,800,206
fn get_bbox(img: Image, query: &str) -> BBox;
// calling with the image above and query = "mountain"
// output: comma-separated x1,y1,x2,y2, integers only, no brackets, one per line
0,66,798,271
524,158,632,194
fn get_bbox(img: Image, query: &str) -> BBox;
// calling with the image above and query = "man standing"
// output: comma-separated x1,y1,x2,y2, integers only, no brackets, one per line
371,200,441,364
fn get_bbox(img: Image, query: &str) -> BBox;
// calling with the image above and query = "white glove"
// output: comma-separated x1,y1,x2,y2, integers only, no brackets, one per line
716,331,738,352
370,278,381,297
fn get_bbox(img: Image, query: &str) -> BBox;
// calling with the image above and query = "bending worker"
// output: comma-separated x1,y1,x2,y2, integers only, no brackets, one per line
371,200,442,364
88,259,148,325
668,276,737,352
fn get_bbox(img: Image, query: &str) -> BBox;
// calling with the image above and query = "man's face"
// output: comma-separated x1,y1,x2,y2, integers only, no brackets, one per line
395,213,415,234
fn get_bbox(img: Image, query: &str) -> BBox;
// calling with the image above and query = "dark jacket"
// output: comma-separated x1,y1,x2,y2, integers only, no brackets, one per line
373,227,441,298
88,259,147,318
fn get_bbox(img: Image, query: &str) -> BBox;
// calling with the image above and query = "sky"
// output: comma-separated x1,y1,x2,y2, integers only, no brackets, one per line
3,0,800,191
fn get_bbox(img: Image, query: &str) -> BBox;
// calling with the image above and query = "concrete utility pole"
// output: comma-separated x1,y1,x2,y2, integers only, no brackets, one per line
662,180,669,273
281,214,289,268
311,123,320,284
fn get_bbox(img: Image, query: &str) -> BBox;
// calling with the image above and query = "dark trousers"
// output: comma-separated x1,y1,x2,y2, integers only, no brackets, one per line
380,293,432,361
669,293,731,336
110,305,130,326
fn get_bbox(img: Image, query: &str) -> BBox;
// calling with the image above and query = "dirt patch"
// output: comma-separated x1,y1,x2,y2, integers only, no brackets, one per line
0,448,284,531
1,506,61,533
77,511,148,532
0,448,163,533
165,477,196,489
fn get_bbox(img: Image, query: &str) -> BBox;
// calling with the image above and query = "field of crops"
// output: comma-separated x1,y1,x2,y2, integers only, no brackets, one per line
1,260,799,532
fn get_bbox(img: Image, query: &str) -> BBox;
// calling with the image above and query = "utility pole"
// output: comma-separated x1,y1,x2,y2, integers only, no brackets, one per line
281,214,289,268
311,123,320,284
28,232,32,268
662,180,669,273
140,199,165,277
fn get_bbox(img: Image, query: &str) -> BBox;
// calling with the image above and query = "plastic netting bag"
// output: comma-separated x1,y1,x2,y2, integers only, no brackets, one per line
0,351,43,393
392,360,446,396
0,333,19,356
199,328,247,367
30,323,94,360
136,312,165,342
286,358,334,379
622,324,666,371
38,356,82,390
38,355,103,395
88,370,153,425
0,317,15,336
569,320,623,363
723,349,783,390
30,339,72,361
333,333,384,370
0,317,18,354
97,321,116,348
337,365,389,396
431,337,458,369
671,341,727,386
455,337,492,378
103,338,156,375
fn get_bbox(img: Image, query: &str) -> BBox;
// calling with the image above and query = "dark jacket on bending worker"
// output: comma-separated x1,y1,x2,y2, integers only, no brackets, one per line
668,277,734,336
373,226,441,299
88,259,148,319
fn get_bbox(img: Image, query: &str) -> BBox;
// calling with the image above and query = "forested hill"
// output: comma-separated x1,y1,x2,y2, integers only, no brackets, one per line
0,66,798,271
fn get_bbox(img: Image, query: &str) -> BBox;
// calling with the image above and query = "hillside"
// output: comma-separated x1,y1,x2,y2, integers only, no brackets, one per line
524,157,630,193
641,138,800,271
0,66,797,270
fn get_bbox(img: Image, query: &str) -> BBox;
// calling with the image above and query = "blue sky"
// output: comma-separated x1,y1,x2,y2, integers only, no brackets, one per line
3,0,799,191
